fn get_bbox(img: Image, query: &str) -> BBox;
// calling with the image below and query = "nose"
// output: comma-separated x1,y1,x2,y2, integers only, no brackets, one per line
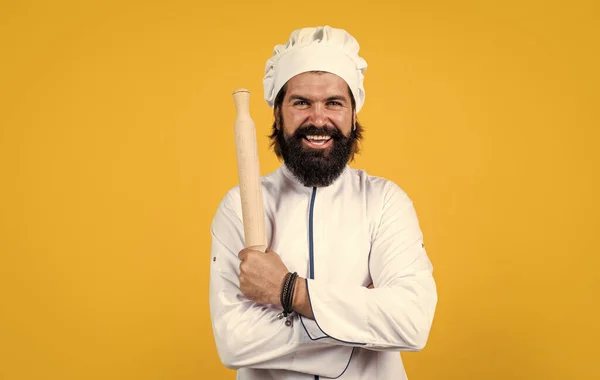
308,103,328,127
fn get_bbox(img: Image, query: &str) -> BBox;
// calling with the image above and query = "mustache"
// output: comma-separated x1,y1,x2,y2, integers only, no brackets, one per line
292,125,345,139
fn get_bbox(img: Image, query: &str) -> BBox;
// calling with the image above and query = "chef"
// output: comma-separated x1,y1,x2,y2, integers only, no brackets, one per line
209,25,438,380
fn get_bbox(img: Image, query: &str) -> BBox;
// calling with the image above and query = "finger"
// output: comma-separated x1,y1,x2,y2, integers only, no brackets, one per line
239,247,264,260
238,248,250,261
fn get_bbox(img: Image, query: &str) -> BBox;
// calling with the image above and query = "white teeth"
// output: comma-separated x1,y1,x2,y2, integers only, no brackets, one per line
306,135,331,141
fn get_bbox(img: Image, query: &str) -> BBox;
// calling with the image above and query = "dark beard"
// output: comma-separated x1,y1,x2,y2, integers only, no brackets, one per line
277,124,354,187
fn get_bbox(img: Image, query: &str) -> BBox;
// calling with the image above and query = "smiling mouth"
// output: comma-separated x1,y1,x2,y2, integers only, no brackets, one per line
303,135,332,146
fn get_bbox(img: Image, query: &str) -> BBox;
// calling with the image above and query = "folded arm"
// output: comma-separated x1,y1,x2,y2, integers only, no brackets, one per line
298,182,438,351
209,192,354,376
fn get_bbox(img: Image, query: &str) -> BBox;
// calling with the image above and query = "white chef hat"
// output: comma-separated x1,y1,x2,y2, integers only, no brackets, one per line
263,26,368,113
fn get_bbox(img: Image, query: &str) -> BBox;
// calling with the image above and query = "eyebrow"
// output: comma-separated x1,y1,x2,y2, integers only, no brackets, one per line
287,95,349,103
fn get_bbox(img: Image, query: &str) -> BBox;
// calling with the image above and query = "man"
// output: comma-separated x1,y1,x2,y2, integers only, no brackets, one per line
209,26,437,379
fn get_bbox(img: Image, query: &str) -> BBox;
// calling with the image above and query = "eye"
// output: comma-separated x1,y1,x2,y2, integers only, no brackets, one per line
293,100,311,109
327,101,343,107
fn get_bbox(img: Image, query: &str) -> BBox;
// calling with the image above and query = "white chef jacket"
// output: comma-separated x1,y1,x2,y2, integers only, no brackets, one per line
209,164,437,380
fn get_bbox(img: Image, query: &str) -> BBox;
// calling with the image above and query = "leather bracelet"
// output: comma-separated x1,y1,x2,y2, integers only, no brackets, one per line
280,272,293,310
285,272,298,314
278,271,298,326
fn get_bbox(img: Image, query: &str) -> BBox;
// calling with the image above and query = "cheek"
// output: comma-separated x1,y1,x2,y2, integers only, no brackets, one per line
333,113,353,134
281,112,303,133
282,122,298,137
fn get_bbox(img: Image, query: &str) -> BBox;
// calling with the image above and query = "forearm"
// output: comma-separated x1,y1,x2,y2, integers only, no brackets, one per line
210,274,355,375
299,273,437,351
211,232,353,376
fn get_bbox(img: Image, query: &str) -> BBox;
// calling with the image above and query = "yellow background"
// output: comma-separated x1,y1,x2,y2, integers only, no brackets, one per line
1,0,598,379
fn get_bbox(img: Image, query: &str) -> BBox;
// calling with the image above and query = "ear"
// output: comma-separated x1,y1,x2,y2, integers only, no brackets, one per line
353,110,357,131
274,107,281,130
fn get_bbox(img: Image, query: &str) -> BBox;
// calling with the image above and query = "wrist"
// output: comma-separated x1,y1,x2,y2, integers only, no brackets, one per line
291,277,303,311
292,277,314,319
276,271,289,305
279,272,298,312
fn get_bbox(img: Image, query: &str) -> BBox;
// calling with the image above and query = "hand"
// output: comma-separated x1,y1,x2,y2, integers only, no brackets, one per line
238,247,289,305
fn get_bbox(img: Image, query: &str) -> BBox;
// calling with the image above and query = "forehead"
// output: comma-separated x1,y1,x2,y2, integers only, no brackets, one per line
285,72,350,99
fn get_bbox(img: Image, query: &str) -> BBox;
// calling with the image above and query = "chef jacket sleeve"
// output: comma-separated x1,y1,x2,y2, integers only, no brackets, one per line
300,181,438,351
209,191,355,376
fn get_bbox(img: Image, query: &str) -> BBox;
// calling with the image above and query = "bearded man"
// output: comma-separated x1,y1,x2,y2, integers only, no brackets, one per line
209,26,438,380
